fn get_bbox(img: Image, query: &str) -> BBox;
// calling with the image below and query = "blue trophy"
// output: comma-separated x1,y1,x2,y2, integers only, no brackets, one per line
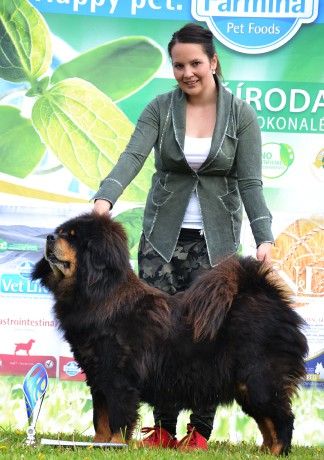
23,362,126,448
23,363,48,445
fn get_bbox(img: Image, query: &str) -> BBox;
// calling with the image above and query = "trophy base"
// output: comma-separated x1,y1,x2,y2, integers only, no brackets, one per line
40,438,127,448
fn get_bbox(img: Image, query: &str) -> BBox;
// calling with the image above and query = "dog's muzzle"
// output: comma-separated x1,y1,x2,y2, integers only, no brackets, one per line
45,234,70,269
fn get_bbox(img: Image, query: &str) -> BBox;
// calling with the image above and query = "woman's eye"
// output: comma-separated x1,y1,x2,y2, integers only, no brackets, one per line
174,64,183,69
193,61,200,67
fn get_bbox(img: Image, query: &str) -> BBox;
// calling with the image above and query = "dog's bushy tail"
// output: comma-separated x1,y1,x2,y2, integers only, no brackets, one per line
182,256,293,342
181,256,242,341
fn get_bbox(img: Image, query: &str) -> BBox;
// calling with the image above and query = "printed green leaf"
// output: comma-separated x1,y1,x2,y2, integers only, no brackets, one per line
0,105,46,178
51,37,163,102
31,78,154,200
115,207,144,258
279,143,294,167
25,75,50,97
0,0,52,82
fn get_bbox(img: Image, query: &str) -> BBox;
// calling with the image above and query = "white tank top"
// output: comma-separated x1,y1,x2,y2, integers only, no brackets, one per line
182,136,212,229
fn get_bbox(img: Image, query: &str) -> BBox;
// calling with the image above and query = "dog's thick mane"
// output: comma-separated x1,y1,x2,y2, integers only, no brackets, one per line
34,213,174,340
78,214,174,336
78,213,131,297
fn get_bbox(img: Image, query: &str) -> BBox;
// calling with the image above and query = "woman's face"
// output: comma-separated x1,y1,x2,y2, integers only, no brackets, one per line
170,43,217,97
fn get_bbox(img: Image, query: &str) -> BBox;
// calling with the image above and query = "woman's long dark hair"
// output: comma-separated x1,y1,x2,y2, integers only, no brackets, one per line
167,23,223,79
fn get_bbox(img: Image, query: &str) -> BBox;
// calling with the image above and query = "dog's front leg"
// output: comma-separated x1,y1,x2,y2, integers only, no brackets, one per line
104,380,140,444
91,389,112,443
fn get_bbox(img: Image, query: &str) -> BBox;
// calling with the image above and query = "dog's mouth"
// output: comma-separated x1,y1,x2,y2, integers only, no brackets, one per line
45,243,72,277
46,252,71,269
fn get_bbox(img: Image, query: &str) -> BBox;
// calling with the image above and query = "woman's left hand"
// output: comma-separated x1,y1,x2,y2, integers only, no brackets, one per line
256,242,273,264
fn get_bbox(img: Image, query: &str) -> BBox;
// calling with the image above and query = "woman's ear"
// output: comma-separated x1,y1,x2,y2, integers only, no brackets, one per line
211,53,218,72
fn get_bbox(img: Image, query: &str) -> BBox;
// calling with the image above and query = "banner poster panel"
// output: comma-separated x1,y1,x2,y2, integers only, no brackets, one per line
0,0,323,444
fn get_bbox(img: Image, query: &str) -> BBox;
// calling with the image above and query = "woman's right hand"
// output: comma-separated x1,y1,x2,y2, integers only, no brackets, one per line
92,199,112,215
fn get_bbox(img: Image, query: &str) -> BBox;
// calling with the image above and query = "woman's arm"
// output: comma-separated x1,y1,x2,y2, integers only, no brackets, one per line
91,100,160,208
235,101,274,251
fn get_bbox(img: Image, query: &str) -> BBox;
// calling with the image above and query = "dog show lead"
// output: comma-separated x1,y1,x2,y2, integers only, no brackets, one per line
92,23,274,449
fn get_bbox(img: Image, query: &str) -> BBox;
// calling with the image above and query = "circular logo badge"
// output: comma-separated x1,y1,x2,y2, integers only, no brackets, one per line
63,361,81,377
18,261,35,279
262,142,294,178
191,0,319,54
310,147,324,183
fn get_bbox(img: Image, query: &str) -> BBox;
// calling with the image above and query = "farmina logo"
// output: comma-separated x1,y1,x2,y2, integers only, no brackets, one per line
192,0,319,54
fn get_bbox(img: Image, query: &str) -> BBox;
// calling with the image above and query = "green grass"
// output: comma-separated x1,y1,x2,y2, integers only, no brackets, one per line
0,427,323,460
0,376,323,458
1,377,323,445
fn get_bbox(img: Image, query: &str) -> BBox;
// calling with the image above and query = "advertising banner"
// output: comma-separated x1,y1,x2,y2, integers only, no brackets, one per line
0,0,323,444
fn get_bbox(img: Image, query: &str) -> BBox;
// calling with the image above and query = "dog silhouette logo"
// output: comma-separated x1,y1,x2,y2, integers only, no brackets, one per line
315,362,324,380
14,339,35,356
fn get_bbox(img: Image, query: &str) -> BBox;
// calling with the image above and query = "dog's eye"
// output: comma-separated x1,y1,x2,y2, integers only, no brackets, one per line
57,228,75,238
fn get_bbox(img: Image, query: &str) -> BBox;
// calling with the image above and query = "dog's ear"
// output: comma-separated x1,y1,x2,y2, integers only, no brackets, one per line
85,241,107,272
83,223,130,293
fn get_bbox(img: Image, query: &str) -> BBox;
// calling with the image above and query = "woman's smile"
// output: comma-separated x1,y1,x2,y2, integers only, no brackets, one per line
184,79,199,87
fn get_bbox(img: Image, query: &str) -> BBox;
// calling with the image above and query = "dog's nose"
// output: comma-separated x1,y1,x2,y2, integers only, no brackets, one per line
47,234,58,241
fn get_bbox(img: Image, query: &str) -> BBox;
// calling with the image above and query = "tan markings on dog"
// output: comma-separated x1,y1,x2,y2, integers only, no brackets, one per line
258,418,273,451
110,433,126,445
236,381,276,450
236,382,250,404
263,417,284,456
272,442,284,456
93,408,112,443
237,382,248,394
50,239,77,278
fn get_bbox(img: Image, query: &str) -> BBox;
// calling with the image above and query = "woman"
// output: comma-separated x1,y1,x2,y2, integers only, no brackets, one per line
93,23,273,450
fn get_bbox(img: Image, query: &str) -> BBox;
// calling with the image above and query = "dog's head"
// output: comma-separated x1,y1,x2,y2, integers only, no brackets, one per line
32,213,131,298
